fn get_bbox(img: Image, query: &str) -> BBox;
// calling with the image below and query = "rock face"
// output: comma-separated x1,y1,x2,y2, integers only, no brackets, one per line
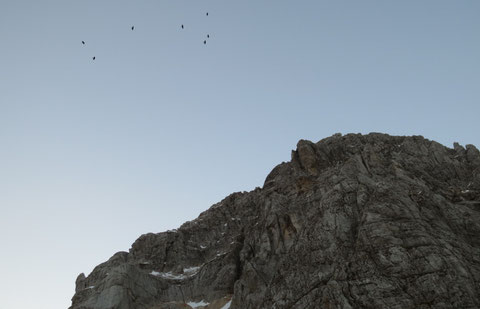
69,133,480,309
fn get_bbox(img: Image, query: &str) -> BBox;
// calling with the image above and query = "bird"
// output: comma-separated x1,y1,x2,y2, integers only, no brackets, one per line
204,40,206,45
206,12,209,16
131,26,134,30
92,56,96,60
181,24,184,29
82,41,85,45
207,34,210,38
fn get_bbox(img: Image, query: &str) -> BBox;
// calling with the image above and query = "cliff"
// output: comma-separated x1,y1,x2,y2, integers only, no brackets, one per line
69,133,480,309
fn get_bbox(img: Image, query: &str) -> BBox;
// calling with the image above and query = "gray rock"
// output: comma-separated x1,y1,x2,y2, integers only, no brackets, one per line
69,133,480,309
75,273,86,293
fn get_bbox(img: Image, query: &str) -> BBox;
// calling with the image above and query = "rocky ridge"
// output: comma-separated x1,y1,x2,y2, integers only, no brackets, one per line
70,133,480,309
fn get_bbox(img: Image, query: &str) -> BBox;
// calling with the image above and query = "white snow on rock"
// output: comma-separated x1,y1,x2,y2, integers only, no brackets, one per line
150,266,201,280
220,300,232,309
150,271,187,280
183,266,201,274
187,300,209,308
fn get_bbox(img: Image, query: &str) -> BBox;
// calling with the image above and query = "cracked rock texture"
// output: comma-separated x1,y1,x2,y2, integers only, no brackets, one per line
69,133,480,309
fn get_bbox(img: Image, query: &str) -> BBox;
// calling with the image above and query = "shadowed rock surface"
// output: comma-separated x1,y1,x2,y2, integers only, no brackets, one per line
69,133,480,309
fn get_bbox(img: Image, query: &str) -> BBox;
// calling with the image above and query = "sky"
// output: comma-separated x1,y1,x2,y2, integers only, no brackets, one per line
0,1,479,308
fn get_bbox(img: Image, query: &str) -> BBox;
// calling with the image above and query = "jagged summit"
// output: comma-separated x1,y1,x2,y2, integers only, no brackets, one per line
70,133,480,309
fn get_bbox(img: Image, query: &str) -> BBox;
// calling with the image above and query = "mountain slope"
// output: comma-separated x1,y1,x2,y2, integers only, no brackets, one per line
69,133,480,309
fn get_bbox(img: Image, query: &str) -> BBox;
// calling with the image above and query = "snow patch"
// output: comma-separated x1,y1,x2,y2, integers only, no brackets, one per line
85,286,95,289
183,266,201,274
152,271,188,280
150,266,201,280
220,300,232,309
187,300,209,308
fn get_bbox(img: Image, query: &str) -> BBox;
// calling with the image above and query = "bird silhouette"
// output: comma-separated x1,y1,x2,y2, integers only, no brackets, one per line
207,34,210,38
204,40,206,45
181,24,184,29
206,12,209,16
131,26,134,30
92,56,96,60
82,41,85,45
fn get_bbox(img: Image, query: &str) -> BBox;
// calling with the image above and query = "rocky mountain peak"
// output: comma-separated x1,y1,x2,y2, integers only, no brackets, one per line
69,133,480,309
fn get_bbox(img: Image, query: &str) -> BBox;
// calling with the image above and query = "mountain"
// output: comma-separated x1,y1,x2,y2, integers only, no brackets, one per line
69,133,480,309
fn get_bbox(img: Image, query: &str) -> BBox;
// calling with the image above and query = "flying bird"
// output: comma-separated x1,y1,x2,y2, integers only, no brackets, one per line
204,40,206,45
82,41,85,45
181,24,184,29
92,56,96,60
207,34,210,38
131,26,134,30
206,12,209,16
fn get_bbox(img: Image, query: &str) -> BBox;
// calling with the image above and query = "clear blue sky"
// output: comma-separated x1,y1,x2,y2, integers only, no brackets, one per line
1,1,479,308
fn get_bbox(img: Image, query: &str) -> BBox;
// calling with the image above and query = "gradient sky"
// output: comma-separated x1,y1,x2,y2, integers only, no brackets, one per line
1,1,479,308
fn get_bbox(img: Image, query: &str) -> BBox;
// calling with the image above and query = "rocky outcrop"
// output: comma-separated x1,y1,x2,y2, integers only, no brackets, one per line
69,133,480,309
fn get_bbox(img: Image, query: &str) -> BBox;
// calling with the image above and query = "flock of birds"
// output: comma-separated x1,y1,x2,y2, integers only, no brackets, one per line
82,12,211,61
